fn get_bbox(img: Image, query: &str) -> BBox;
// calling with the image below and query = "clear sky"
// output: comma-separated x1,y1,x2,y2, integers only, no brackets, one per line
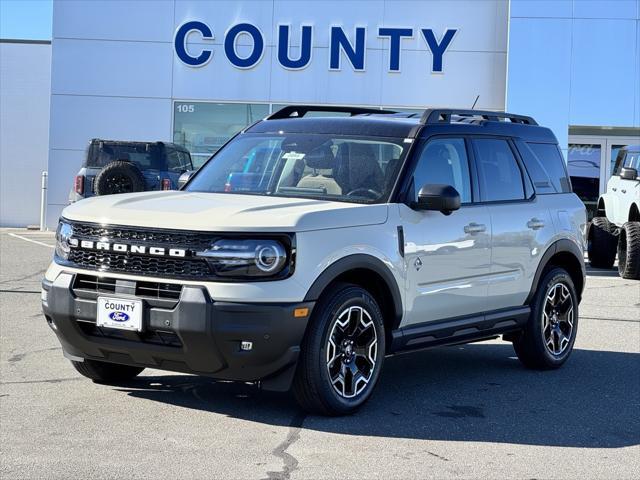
0,0,52,40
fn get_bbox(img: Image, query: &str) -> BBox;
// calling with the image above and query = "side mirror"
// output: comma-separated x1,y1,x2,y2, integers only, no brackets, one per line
177,170,195,189
414,184,461,215
620,167,638,180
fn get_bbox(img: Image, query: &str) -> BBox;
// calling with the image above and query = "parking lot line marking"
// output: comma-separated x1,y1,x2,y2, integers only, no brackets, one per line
8,233,55,249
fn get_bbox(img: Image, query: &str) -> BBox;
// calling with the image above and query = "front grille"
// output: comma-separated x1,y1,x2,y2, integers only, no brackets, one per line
72,274,183,301
70,223,214,250
135,281,182,300
68,249,210,278
73,274,116,294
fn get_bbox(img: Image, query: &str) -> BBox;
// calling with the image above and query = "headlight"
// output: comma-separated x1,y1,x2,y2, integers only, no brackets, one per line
55,221,73,260
197,239,290,278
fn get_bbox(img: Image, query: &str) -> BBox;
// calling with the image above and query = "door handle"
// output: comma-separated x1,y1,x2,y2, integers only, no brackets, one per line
464,222,486,234
527,218,545,230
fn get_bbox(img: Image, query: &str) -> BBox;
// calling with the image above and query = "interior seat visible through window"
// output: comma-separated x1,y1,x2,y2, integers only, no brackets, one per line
335,143,384,194
296,145,342,194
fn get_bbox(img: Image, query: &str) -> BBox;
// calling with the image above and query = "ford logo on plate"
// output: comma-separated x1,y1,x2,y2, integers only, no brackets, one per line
109,311,130,322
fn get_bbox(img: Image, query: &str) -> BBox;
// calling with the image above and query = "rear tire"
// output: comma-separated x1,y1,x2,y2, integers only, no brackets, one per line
71,359,144,383
587,217,617,269
292,283,385,416
617,221,640,280
513,268,578,370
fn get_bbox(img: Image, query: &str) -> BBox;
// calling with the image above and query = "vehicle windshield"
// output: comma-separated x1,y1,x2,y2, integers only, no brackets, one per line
185,133,407,204
86,142,164,170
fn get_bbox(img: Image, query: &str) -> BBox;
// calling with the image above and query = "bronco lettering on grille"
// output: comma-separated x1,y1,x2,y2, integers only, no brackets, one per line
68,238,187,258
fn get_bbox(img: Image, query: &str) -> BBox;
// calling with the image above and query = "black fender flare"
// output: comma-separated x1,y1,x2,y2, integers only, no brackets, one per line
525,239,586,304
303,254,403,328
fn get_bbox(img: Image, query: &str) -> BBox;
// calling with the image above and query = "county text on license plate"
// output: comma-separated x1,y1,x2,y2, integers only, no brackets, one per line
97,297,143,331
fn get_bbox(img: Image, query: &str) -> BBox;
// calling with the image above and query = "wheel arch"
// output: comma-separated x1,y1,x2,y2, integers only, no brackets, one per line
525,239,586,304
303,254,403,346
596,197,607,217
629,202,640,222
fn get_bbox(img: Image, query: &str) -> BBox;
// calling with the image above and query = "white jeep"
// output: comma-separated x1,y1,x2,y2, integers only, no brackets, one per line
43,106,586,415
588,145,640,279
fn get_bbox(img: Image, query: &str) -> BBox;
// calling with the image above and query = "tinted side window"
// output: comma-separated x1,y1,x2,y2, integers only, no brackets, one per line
520,142,572,194
474,138,525,202
623,152,640,171
613,149,627,175
167,149,193,172
412,138,471,203
515,141,555,194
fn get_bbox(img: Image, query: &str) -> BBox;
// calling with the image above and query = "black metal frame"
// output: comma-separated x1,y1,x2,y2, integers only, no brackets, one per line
265,104,539,126
420,109,538,125
267,105,397,119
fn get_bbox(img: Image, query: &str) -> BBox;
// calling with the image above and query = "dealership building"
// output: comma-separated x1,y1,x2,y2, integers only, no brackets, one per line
1,0,639,228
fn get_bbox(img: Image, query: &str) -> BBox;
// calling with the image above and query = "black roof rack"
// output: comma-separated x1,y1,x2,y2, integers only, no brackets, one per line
265,105,538,127
267,105,398,119
421,109,538,125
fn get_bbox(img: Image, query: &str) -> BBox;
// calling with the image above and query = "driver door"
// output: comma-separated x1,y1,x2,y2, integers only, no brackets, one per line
400,137,491,327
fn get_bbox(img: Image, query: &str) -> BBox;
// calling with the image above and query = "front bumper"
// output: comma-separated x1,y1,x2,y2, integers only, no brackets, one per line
42,273,314,391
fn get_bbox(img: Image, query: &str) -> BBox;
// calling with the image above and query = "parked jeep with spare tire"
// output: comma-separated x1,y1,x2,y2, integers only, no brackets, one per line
588,145,640,279
44,106,586,415
69,139,194,202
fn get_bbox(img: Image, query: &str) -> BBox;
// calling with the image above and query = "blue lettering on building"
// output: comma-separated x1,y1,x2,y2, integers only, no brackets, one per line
174,20,214,67
278,25,313,69
329,27,366,71
378,27,413,72
224,23,264,68
174,22,458,73
421,28,457,73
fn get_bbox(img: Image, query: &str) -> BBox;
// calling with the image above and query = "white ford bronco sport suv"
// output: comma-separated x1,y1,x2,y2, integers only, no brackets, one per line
588,145,640,279
43,106,586,415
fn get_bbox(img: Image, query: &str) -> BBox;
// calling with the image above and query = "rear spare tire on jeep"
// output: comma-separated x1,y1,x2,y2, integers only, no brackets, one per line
94,160,146,195
617,222,640,279
587,217,618,269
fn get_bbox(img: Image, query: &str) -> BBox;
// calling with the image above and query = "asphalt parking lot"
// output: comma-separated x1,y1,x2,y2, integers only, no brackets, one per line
1,229,638,479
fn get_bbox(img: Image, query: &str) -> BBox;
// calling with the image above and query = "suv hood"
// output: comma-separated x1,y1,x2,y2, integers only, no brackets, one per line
61,191,388,232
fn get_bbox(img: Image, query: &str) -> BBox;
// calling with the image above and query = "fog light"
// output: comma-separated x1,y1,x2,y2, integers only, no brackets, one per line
240,341,253,351
41,288,49,307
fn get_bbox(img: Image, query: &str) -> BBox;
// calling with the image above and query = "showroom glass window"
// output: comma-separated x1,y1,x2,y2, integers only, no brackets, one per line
473,138,526,202
173,102,269,167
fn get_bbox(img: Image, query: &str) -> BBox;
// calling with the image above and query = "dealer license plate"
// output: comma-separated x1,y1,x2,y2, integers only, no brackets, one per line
97,297,143,332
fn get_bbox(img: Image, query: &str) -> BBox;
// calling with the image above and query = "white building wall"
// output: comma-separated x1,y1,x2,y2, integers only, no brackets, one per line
0,41,51,227
46,0,509,228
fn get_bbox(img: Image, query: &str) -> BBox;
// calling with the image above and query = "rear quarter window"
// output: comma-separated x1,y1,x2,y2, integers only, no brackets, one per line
518,141,572,194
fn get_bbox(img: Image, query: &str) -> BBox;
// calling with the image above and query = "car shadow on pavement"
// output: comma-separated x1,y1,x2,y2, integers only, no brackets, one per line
115,343,640,448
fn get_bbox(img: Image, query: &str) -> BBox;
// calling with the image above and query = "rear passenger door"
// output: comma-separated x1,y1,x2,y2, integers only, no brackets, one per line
471,137,556,311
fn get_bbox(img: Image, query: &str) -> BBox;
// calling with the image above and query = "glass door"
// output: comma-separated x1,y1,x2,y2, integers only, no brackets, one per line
568,135,640,219
568,137,605,219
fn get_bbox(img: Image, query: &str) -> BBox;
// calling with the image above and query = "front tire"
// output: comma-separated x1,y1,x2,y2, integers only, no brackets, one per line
513,268,578,369
71,359,144,383
587,217,617,269
293,283,385,416
618,221,640,279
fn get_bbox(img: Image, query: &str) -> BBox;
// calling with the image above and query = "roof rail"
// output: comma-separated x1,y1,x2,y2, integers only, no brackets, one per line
267,105,398,120
420,109,538,126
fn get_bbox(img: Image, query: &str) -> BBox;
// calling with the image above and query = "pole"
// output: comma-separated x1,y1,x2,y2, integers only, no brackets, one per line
40,171,48,231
